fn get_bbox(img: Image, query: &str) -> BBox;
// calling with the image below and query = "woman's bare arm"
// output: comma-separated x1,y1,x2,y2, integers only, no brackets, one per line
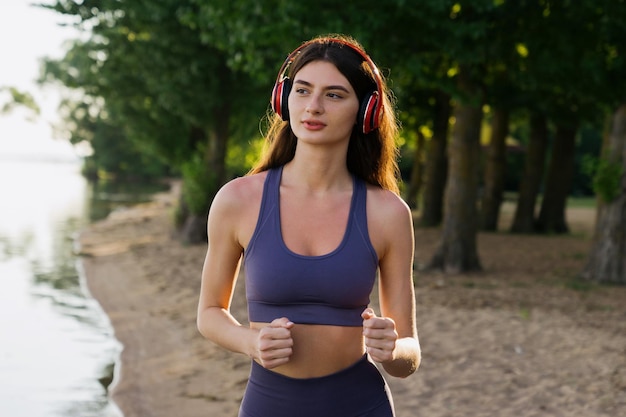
196,176,294,368
365,189,421,378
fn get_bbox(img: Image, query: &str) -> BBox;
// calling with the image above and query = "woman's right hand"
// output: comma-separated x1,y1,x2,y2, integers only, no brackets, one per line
255,317,294,369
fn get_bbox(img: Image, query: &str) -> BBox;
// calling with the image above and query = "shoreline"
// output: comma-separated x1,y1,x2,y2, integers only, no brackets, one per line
78,184,625,417
78,183,249,417
75,252,124,417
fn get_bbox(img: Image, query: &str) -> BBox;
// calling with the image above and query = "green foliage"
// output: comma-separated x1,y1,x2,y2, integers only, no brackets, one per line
180,153,218,215
40,0,266,180
38,0,626,215
226,136,265,177
572,126,603,196
595,158,622,204
0,86,40,118
582,154,624,203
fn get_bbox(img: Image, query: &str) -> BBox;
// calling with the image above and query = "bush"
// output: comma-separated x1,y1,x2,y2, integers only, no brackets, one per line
583,154,623,203
180,154,219,215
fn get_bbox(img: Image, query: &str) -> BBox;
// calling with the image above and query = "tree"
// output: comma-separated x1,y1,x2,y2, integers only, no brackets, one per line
41,0,268,243
420,91,451,227
580,0,626,283
429,67,483,273
56,98,170,179
509,1,619,234
535,122,579,233
480,107,510,231
404,129,426,209
582,103,626,284
511,112,549,233
41,0,626,267
423,0,513,272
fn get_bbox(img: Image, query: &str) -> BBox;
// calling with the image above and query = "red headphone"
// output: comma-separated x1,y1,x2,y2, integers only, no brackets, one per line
270,38,384,134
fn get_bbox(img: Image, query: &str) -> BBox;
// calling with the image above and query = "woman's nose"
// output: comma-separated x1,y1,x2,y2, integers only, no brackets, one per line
305,93,324,114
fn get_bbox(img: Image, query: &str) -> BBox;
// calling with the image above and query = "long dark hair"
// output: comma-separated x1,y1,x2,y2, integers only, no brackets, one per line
250,34,400,194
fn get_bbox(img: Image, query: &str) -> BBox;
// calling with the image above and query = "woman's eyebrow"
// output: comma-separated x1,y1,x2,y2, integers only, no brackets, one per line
293,79,351,93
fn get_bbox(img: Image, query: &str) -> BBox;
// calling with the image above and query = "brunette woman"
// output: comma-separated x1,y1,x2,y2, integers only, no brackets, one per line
197,34,420,417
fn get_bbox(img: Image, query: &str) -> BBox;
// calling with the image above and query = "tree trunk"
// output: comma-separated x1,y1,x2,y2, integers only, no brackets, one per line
405,130,425,209
180,209,210,244
511,113,549,233
420,90,451,227
536,122,578,233
480,108,509,231
206,99,231,187
429,73,482,273
582,103,626,284
180,99,231,244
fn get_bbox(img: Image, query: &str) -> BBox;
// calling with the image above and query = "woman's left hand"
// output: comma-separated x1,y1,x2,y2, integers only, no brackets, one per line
361,308,398,363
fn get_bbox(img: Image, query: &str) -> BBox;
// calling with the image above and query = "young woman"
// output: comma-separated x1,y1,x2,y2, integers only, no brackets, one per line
197,34,420,417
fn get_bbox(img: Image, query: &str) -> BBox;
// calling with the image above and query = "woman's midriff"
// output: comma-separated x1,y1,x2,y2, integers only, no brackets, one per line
250,322,366,378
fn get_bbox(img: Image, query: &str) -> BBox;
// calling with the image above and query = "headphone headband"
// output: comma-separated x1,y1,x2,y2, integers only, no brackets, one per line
271,37,384,134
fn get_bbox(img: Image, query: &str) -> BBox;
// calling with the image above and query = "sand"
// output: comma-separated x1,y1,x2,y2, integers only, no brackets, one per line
78,183,626,417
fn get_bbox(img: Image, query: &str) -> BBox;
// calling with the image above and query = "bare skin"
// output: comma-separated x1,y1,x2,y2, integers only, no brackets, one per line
197,60,420,379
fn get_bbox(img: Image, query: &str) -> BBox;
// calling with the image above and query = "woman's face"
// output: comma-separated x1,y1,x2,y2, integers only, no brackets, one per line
288,60,360,146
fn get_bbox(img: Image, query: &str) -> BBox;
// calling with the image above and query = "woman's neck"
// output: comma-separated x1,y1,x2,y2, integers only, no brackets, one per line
283,151,352,193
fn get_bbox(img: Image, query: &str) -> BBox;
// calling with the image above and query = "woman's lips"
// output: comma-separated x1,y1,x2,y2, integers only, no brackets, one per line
302,120,326,130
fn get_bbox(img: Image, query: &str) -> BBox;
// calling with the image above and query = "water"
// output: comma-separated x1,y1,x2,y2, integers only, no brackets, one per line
0,159,166,417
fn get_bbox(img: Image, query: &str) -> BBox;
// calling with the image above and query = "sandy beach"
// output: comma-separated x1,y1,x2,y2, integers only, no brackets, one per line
78,183,626,417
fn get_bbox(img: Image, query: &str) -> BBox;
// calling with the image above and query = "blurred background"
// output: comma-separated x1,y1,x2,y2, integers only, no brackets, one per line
1,1,624,416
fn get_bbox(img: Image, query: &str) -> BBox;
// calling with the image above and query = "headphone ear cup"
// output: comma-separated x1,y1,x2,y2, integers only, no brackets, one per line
271,78,292,121
271,80,283,117
358,91,381,134
280,78,292,121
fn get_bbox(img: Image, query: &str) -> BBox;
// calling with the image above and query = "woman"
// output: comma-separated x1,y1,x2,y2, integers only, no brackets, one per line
197,34,420,417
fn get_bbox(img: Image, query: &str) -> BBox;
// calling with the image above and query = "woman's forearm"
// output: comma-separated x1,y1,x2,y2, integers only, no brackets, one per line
197,306,259,358
382,337,421,378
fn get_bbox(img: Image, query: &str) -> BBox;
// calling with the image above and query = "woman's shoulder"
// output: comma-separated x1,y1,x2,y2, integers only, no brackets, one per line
365,184,411,219
220,172,267,197
364,184,414,258
211,172,268,214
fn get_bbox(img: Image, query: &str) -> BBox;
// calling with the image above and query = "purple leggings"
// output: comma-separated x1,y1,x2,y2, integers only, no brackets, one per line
238,355,395,417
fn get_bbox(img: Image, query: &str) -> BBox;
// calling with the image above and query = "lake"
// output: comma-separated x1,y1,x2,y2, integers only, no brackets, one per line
0,159,165,417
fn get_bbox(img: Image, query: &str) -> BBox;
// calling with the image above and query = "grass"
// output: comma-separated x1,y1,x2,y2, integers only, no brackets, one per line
502,192,597,209
567,197,597,208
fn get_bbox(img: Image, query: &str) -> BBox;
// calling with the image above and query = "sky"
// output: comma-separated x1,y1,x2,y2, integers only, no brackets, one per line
0,1,80,161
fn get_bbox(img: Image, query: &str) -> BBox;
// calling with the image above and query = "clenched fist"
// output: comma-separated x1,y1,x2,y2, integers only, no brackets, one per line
362,308,397,363
255,317,294,369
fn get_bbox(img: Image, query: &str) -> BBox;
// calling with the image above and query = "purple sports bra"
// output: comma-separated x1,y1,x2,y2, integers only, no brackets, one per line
243,166,379,326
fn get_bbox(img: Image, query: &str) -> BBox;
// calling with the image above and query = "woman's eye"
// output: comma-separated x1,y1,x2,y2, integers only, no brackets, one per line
327,92,342,99
295,88,309,95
